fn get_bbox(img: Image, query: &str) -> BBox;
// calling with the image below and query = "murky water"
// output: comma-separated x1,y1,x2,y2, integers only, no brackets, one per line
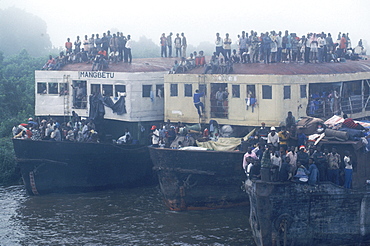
0,185,255,245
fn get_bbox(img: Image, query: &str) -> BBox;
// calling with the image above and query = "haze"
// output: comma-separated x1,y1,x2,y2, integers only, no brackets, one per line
1,0,370,50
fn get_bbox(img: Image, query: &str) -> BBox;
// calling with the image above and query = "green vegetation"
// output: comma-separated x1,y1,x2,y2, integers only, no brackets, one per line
0,50,45,185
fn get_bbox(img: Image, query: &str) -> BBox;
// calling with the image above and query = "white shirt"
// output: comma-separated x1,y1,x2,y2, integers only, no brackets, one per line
152,129,160,145
317,37,326,48
267,132,279,147
344,156,352,169
125,39,132,49
215,37,223,47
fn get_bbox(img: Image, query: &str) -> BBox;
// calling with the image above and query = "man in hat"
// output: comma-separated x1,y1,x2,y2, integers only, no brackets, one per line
267,126,279,148
150,125,160,147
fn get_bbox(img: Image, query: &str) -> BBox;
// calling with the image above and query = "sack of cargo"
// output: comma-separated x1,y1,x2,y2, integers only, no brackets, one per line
296,117,324,135
324,128,349,141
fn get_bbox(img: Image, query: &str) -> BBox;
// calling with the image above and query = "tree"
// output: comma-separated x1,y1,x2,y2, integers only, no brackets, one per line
0,50,45,185
0,7,52,57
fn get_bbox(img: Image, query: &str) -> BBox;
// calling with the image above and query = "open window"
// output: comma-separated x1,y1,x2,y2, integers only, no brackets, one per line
103,84,113,97
210,83,228,118
170,84,178,97
156,84,164,98
115,85,126,97
72,80,87,109
142,85,152,97
48,83,58,94
37,82,47,94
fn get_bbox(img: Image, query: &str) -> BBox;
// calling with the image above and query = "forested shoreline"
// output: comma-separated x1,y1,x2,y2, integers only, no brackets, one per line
0,51,46,185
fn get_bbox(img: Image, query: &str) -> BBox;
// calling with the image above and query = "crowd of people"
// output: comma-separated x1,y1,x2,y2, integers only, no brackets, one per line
167,30,366,75
43,31,133,71
169,51,206,74
212,30,366,64
241,112,361,189
14,108,363,190
13,112,100,143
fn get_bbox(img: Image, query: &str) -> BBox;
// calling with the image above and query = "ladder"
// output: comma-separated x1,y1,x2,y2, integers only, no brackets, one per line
63,74,71,122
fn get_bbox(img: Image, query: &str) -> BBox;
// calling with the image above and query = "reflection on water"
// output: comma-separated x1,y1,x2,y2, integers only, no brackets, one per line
0,185,255,245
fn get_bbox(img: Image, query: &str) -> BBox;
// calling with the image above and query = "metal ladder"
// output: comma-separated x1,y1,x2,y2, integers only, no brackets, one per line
63,74,71,122
198,75,207,125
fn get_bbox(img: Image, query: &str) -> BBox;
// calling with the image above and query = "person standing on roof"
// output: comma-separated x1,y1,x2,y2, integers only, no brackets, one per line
167,32,173,58
174,33,182,57
181,33,187,58
125,35,132,63
160,33,167,58
215,33,224,58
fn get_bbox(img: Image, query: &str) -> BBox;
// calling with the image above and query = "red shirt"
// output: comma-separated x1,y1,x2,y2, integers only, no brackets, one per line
342,118,358,129
65,42,72,49
340,37,347,49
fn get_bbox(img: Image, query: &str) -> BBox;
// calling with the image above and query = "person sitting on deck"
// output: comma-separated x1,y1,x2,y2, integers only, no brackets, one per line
169,60,180,74
341,114,366,131
195,50,206,67
186,53,195,69
204,55,219,74
230,49,241,63
50,125,62,141
43,55,56,70
293,161,309,182
117,128,132,144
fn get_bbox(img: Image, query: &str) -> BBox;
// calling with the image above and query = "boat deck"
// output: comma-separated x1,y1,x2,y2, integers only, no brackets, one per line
60,57,370,75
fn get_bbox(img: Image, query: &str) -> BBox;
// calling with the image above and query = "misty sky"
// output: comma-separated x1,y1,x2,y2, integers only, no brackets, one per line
1,0,370,49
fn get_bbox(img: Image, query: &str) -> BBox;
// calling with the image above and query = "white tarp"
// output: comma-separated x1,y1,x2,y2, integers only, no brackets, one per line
324,115,370,128
196,137,241,151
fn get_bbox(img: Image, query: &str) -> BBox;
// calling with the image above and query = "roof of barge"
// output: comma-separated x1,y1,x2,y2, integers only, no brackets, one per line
59,57,370,75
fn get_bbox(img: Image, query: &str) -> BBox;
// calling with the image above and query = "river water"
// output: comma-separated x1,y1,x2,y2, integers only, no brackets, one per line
0,185,256,246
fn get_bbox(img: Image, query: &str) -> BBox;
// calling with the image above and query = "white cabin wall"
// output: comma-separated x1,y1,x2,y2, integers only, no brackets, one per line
35,70,165,122
164,71,370,127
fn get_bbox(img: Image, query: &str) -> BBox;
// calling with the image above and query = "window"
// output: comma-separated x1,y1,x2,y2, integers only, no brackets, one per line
37,82,46,94
142,85,152,97
59,83,68,95
72,80,87,109
170,84,178,97
247,85,256,97
184,84,192,97
262,85,272,99
103,85,113,97
48,83,58,94
91,84,101,95
284,86,291,99
232,85,240,98
300,85,307,98
115,85,126,97
156,84,164,98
